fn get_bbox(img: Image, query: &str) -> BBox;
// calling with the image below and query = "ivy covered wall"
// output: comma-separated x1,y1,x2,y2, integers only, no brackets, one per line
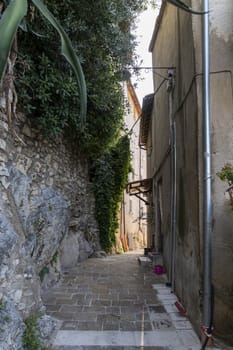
14,0,150,251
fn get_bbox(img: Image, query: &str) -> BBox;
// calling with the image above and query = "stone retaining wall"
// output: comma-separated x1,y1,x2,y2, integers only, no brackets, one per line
0,101,100,348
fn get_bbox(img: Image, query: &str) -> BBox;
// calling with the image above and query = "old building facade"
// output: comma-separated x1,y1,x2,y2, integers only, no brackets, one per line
141,0,233,344
118,81,147,251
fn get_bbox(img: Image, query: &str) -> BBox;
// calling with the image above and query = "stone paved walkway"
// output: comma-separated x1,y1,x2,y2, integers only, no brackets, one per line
42,250,219,350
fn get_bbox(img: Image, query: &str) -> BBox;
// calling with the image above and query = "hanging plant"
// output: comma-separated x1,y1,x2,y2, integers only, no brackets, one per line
217,163,233,205
217,163,233,185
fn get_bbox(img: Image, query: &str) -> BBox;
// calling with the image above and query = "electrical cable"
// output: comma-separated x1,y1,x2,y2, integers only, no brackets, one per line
131,66,172,80
153,77,167,96
174,70,233,118
127,77,167,136
132,65,175,70
153,70,169,80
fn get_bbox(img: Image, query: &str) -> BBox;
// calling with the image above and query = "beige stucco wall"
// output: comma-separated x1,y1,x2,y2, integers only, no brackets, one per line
122,83,147,250
192,0,233,342
149,0,233,342
150,3,201,332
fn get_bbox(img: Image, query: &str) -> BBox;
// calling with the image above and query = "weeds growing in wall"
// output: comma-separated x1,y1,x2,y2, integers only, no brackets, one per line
22,314,41,350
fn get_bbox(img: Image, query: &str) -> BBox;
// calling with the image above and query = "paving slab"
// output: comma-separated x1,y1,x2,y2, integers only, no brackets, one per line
53,347,170,350
41,250,220,349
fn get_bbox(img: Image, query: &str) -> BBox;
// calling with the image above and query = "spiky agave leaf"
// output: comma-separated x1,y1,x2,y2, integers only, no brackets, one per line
166,0,207,15
32,0,87,124
0,0,27,82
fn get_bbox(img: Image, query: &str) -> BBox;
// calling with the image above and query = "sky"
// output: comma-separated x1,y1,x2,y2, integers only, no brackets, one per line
132,4,160,106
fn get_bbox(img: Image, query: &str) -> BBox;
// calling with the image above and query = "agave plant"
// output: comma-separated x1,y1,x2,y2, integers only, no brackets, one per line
0,0,87,122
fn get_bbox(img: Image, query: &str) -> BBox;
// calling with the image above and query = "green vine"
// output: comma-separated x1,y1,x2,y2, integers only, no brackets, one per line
92,135,131,251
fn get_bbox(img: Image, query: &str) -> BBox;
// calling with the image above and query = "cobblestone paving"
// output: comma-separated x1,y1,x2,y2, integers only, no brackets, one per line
41,251,209,349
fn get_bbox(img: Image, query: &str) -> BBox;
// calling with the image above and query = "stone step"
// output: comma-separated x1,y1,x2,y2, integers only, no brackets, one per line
137,256,151,266
52,330,202,349
53,346,170,350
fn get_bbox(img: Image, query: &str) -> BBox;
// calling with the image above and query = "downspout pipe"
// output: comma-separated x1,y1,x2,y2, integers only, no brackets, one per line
202,0,213,338
171,121,176,291
167,69,176,288
139,145,142,233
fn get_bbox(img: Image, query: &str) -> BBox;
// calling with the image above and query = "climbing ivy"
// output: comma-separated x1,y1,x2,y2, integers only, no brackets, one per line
92,135,131,251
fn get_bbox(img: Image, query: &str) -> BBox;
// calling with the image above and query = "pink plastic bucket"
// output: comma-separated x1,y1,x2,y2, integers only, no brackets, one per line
153,265,164,275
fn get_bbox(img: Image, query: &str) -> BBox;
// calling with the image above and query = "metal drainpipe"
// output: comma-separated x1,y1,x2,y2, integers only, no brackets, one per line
202,0,212,334
139,144,142,232
167,69,176,287
171,121,176,291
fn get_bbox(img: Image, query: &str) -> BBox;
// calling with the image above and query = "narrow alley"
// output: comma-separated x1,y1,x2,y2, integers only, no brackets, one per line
42,250,212,350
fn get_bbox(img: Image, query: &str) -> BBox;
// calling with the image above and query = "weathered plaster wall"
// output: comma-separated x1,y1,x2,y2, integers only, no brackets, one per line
193,0,233,343
151,0,233,343
148,0,233,342
0,100,100,348
150,2,202,335
150,5,177,265
211,73,233,343
123,83,147,251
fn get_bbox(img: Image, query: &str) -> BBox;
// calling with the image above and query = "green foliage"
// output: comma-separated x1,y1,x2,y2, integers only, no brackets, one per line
217,163,233,185
32,0,87,122
39,266,49,282
0,0,86,121
92,135,131,251
33,218,45,233
23,314,41,350
0,301,6,311
16,52,81,136
12,1,146,250
3,315,11,323
0,301,11,324
51,251,58,265
15,0,147,159
0,0,27,81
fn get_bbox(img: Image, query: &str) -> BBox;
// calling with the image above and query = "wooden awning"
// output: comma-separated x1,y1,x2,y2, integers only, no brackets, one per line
126,178,152,205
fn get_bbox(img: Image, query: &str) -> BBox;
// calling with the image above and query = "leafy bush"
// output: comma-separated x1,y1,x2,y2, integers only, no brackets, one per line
16,52,81,136
15,0,147,159
0,0,86,120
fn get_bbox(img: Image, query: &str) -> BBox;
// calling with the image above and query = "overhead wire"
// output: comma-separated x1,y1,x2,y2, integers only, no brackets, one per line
127,77,167,135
